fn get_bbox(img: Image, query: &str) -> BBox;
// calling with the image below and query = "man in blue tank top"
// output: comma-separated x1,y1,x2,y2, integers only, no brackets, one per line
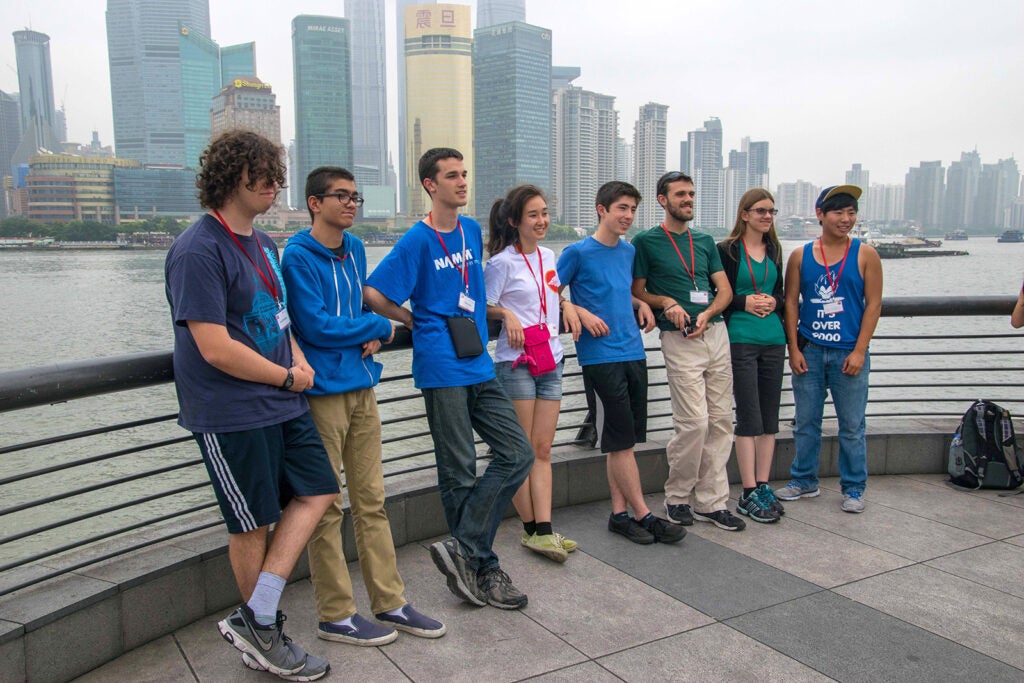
775,185,883,513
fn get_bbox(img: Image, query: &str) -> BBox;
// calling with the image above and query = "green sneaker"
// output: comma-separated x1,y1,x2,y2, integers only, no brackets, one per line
523,532,568,563
554,532,577,553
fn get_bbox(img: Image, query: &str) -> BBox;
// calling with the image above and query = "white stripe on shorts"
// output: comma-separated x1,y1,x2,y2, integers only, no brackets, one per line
202,432,258,532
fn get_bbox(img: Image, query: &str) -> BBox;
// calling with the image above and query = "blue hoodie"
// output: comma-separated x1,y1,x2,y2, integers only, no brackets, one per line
281,229,393,396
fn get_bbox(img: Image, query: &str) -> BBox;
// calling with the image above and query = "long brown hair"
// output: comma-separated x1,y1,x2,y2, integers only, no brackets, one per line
486,184,546,255
723,188,781,260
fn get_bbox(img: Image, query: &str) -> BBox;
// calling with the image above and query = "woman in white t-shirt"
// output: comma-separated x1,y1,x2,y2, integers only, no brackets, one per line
484,185,581,562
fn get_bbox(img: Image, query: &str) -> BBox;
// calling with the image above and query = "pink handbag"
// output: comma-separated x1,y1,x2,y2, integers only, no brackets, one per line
512,324,556,376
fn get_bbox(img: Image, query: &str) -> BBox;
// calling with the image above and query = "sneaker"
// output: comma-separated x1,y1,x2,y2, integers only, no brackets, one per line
317,613,397,646
693,508,747,531
641,515,687,543
429,538,486,607
375,604,446,638
554,532,578,553
217,605,306,676
841,492,865,513
523,533,569,563
243,650,330,682
737,490,780,524
608,513,655,544
775,482,821,501
477,567,528,610
664,501,694,526
757,483,785,516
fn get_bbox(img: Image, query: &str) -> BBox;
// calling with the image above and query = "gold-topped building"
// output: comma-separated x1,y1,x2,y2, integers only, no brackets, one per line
403,4,473,217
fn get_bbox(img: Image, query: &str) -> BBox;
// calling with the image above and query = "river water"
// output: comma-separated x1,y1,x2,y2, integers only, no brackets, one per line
1,236,1021,563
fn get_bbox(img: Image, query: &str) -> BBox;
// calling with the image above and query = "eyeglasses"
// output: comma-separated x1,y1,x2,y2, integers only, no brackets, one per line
747,207,778,216
318,192,364,206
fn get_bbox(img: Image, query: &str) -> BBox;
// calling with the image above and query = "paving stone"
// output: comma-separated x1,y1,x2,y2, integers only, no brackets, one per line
727,590,1023,682
528,661,622,683
1005,534,1024,548
765,484,991,562
856,475,1024,538
834,563,1024,670
0,631,25,683
490,522,713,658
926,541,1024,598
683,490,911,588
555,499,820,619
597,622,831,682
75,635,194,683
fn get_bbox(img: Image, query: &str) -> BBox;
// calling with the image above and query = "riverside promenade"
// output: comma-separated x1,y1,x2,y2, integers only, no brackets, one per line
73,473,1024,682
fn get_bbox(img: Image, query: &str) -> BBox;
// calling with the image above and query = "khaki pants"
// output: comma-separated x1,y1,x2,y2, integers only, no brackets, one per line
306,389,405,620
662,323,734,513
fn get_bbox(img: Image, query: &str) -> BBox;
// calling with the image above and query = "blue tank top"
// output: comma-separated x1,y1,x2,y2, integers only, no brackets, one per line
797,239,865,350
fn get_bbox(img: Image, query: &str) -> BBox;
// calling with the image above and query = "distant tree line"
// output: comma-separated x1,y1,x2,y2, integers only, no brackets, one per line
0,217,189,241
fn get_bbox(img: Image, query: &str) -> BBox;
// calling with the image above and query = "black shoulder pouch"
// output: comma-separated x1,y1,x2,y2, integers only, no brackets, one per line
446,316,484,358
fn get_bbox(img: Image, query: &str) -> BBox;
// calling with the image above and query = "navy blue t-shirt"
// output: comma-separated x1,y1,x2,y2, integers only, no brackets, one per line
165,214,307,432
366,217,494,389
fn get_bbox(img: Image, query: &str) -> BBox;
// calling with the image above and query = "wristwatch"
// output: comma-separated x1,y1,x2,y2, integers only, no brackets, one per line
280,369,294,390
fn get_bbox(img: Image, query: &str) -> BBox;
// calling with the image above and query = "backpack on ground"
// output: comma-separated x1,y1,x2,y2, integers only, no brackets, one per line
948,399,1024,490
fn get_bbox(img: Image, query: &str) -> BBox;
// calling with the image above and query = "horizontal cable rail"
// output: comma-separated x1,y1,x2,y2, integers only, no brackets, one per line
0,295,1020,597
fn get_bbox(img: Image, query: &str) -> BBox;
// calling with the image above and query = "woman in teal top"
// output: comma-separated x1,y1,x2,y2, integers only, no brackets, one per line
717,188,786,524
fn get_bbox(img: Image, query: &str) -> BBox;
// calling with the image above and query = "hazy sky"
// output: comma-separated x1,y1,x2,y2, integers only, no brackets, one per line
1,0,1021,187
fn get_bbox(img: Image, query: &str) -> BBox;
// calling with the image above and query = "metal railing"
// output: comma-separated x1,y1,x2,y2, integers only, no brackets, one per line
1,296,1021,597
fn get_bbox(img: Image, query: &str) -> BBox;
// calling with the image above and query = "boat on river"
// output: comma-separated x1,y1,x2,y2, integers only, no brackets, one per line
997,230,1024,243
945,229,969,241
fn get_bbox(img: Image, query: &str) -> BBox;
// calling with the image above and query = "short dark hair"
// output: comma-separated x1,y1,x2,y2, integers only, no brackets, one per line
418,147,463,185
196,130,286,210
595,181,641,217
656,171,694,198
305,166,355,222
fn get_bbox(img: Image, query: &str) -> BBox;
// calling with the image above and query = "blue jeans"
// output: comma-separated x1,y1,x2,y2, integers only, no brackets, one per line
790,342,869,495
422,379,534,573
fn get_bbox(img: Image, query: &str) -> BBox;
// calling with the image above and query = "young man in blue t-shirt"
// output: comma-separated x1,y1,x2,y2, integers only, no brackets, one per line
557,181,685,545
165,131,336,680
364,148,533,610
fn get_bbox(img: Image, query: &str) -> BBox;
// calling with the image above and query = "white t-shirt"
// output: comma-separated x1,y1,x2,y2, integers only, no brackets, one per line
484,244,564,364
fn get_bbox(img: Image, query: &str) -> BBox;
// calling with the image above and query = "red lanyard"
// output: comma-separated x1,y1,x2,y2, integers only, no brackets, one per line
661,224,697,286
428,212,469,291
742,242,768,295
519,246,547,324
818,237,851,295
213,210,279,302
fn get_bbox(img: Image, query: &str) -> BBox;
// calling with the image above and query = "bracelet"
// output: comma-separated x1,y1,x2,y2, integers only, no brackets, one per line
665,303,679,312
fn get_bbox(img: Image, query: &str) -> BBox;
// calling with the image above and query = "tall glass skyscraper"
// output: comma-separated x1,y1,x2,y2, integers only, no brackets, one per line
633,102,668,229
346,0,388,188
473,21,551,217
292,15,353,200
477,0,526,27
11,30,61,167
687,117,724,230
106,0,211,166
220,42,257,84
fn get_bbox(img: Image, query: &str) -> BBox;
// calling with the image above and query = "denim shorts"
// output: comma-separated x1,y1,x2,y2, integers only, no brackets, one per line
494,359,564,401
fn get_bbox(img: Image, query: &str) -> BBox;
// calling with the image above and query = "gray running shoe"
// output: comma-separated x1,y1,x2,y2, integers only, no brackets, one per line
775,482,821,501
243,652,329,682
429,538,486,606
217,605,305,676
477,567,528,610
841,492,865,513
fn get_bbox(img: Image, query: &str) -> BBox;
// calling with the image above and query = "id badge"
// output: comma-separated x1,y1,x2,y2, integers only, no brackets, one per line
690,290,709,305
458,291,476,313
823,300,844,315
275,307,291,330
548,322,559,337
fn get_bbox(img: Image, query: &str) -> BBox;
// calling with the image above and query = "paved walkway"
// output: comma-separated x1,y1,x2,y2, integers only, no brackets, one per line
75,475,1024,682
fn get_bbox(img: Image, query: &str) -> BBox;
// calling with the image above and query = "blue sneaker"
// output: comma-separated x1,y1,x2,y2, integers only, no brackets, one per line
317,613,397,646
757,483,785,516
775,482,820,501
375,604,446,638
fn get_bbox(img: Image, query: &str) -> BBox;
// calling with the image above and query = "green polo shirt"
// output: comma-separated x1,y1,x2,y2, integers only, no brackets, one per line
632,225,724,332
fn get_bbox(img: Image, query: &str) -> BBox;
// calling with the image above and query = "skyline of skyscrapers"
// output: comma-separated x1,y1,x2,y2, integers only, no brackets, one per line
402,3,473,217
292,15,353,204
472,20,551,218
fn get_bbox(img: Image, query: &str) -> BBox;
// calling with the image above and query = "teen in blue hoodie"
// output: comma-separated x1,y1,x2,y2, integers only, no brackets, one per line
281,166,445,647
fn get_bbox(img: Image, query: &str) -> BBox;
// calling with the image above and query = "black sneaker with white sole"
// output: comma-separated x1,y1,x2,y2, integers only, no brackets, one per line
664,501,694,526
693,508,747,531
